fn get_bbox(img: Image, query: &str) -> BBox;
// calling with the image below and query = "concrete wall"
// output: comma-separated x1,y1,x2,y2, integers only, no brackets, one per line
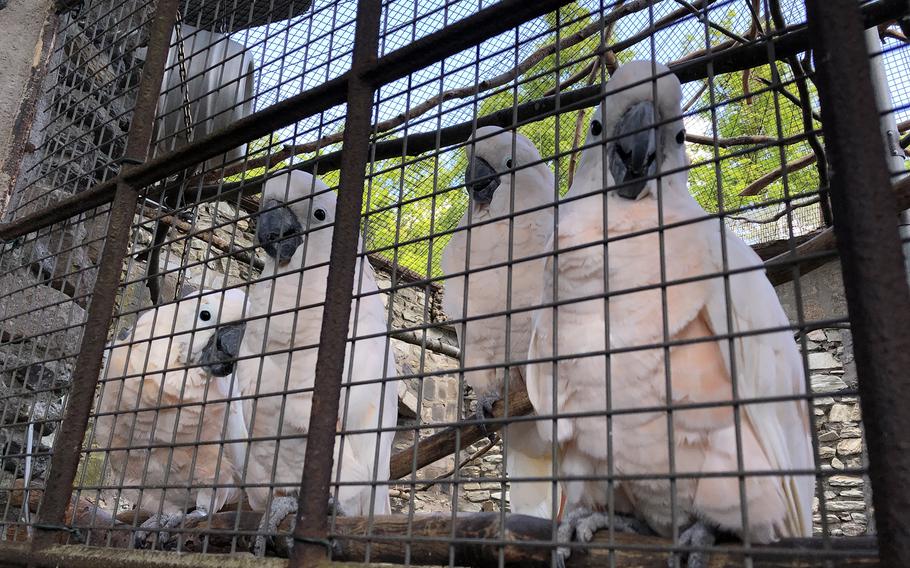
0,0,55,211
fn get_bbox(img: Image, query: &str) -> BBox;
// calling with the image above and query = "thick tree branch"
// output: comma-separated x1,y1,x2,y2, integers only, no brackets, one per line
390,369,531,480
686,132,780,147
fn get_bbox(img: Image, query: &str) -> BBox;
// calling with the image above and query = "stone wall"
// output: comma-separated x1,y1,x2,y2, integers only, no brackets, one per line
805,327,869,537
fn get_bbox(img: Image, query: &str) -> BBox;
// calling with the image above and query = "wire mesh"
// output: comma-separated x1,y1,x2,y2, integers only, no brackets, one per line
0,0,907,566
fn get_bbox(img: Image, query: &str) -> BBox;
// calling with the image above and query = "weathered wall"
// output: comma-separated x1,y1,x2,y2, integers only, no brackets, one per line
0,0,55,209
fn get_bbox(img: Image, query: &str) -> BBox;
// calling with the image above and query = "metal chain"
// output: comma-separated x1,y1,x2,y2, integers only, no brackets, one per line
174,9,195,144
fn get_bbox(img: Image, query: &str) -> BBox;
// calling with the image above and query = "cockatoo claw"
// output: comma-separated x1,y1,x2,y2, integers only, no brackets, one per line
133,508,208,550
474,391,501,442
669,520,716,568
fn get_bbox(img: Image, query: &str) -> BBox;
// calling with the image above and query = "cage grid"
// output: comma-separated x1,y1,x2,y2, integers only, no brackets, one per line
0,0,908,566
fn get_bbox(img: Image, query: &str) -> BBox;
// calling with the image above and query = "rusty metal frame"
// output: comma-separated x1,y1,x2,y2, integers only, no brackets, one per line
0,0,577,243
288,0,381,565
807,1,910,565
26,0,181,561
0,0,907,566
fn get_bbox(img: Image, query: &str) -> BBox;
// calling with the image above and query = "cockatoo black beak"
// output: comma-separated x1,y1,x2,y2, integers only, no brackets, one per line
199,323,246,376
257,200,303,265
464,156,500,210
610,100,658,200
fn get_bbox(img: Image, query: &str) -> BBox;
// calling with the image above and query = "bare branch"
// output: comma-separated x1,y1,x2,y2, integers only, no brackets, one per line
685,132,780,147
673,0,750,44
390,369,531,480
738,152,816,196
726,195,820,224
210,0,658,181
683,81,707,111
768,0,830,224
753,76,822,122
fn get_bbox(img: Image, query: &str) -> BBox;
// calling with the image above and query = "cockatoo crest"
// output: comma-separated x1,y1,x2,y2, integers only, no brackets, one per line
464,126,555,219
256,170,338,273
575,60,688,204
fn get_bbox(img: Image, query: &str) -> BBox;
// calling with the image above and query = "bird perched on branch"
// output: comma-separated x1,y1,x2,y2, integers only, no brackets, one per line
525,61,814,567
94,288,248,547
441,126,562,519
236,170,399,555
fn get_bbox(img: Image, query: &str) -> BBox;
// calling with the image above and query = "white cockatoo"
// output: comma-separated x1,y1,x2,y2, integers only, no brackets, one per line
441,126,561,519
236,170,399,554
94,288,249,545
525,61,814,567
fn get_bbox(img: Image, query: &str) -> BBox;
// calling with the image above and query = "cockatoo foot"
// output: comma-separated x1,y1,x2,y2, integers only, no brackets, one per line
254,496,298,557
555,508,652,567
669,520,716,568
133,508,208,550
474,391,500,442
253,495,344,557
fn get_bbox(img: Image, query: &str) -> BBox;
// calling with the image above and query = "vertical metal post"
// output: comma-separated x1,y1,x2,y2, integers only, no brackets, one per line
289,0,380,566
807,2,910,565
864,28,910,287
28,0,178,558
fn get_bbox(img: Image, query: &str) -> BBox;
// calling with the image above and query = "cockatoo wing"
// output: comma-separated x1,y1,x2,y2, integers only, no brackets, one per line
703,230,814,538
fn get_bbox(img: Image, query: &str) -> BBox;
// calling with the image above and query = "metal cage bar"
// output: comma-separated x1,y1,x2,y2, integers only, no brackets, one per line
0,0,906,566
807,1,910,565
27,0,180,558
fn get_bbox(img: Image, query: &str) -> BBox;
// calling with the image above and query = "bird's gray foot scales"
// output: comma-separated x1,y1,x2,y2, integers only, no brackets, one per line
253,495,344,557
474,391,500,442
669,520,716,568
254,495,298,557
556,508,653,568
133,508,208,550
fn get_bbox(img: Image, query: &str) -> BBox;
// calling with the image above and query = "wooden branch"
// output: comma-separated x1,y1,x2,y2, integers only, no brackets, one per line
683,81,707,112
139,209,265,272
727,196,820,225
686,132,780,148
390,369,532,480
391,329,460,359
17,489,880,567
418,434,500,491
768,0,830,225
761,176,910,286
763,227,836,287
739,153,816,196
542,0,717,98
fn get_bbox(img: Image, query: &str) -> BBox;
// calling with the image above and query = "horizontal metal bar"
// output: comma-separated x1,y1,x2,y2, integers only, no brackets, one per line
175,0,909,201
0,0,576,241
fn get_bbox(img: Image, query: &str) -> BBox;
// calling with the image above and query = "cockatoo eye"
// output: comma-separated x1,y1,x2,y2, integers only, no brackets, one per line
505,158,513,170
199,310,212,322
676,129,686,144
590,120,603,137
314,208,326,221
